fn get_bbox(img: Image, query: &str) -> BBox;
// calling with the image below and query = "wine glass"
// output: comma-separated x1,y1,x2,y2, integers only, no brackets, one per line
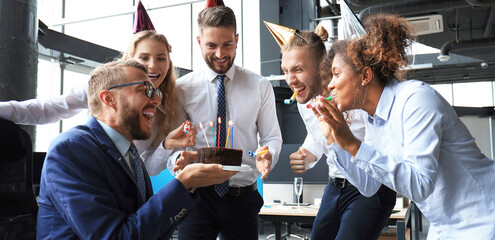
294,177,303,208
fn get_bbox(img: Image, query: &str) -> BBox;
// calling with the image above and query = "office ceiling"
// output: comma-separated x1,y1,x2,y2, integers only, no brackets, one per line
320,0,495,83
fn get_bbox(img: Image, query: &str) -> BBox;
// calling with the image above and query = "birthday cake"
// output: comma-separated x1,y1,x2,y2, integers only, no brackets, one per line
197,147,243,166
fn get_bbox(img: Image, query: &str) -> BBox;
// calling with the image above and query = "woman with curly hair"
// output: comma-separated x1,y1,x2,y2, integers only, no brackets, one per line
281,27,396,239
312,14,495,239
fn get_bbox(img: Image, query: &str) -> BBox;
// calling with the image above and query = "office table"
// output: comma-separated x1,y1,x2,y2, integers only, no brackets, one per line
259,205,317,240
259,204,409,240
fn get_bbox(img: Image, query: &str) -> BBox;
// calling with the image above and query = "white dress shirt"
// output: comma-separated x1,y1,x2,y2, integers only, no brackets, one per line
0,82,88,124
167,65,283,187
331,79,495,239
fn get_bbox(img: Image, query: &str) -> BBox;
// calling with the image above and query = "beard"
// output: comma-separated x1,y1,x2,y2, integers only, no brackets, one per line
204,54,236,74
299,75,323,104
120,101,150,140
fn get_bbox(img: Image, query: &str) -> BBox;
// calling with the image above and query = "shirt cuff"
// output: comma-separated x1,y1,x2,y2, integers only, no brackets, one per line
156,140,174,156
352,142,374,169
167,150,183,176
0,102,14,120
302,142,323,161
306,160,317,170
327,143,346,162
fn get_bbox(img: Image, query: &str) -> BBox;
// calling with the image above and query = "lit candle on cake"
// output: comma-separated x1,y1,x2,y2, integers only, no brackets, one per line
199,122,210,147
225,120,233,148
210,121,216,147
230,121,234,148
217,117,221,148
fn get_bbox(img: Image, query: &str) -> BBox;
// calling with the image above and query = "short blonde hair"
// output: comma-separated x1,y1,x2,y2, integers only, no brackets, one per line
87,59,147,116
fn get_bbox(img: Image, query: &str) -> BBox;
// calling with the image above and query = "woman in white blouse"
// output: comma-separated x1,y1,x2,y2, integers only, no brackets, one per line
312,14,495,239
0,30,195,174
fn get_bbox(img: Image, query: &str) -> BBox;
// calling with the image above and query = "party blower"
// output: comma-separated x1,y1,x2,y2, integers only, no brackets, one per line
284,90,299,104
183,120,191,134
248,149,269,157
306,96,333,109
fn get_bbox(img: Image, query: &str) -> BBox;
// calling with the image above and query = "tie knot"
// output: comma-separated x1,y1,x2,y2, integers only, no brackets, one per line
217,75,225,82
129,143,139,157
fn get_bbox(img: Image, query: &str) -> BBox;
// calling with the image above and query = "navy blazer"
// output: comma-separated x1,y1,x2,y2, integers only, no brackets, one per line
37,116,196,239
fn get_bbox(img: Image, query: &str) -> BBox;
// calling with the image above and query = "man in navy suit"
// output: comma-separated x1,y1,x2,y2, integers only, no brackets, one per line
37,59,236,239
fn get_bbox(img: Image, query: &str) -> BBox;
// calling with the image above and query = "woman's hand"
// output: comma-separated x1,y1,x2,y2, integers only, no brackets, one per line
164,121,198,149
312,96,361,156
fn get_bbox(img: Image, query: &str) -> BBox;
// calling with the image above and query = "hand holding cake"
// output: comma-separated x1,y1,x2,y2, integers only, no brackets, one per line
176,163,237,190
173,151,198,172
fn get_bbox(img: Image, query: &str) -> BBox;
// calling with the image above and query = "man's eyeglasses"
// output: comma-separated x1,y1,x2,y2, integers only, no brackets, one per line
107,81,162,100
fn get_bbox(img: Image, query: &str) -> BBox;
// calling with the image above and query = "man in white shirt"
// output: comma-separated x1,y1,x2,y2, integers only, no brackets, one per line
170,5,282,240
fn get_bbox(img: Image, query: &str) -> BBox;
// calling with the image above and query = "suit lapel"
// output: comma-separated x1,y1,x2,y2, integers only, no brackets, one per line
87,116,154,202
86,117,142,193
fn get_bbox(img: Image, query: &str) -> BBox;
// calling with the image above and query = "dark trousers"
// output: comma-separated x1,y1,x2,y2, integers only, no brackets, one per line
0,213,36,240
178,185,263,240
311,182,396,240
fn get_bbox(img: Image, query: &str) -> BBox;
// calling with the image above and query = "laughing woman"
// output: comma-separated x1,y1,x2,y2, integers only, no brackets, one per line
312,14,495,239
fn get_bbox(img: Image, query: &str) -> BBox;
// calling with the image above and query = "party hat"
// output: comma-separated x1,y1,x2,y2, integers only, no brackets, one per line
205,0,225,8
133,0,155,33
263,21,297,48
339,0,366,40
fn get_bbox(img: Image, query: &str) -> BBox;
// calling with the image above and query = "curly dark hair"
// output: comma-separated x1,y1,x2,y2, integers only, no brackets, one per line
328,14,416,85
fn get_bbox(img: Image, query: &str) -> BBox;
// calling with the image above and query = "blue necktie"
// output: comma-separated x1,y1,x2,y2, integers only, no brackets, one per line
129,143,147,203
215,75,229,197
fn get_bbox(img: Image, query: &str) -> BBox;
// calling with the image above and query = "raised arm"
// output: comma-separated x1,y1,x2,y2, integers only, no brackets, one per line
0,83,88,125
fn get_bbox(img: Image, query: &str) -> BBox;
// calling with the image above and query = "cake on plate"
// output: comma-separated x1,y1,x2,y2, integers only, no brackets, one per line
197,147,242,166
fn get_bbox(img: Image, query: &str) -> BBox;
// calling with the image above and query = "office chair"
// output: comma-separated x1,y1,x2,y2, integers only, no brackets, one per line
265,222,309,240
0,118,38,239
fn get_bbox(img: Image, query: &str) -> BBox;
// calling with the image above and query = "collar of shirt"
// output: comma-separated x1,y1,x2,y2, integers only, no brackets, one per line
204,65,236,83
370,80,399,126
96,119,131,157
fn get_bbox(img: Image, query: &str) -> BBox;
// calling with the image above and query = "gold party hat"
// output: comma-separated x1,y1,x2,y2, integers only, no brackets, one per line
263,21,297,48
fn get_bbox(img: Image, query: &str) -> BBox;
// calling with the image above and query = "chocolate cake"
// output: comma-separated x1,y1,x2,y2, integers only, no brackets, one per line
197,147,243,166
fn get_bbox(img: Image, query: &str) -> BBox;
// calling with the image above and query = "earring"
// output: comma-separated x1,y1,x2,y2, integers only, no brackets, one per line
361,82,365,86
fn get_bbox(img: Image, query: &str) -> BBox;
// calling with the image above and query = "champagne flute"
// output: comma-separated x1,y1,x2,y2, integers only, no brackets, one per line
294,177,303,208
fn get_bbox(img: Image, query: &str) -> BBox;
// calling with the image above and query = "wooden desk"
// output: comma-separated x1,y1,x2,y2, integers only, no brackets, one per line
259,204,409,240
259,205,317,240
